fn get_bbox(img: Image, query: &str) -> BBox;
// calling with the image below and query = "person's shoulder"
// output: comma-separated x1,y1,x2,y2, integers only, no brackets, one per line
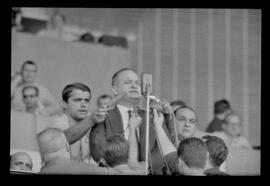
50,114,69,130
194,129,207,138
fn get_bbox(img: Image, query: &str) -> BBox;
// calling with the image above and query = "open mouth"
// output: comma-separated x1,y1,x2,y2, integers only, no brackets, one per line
78,110,88,114
129,90,139,94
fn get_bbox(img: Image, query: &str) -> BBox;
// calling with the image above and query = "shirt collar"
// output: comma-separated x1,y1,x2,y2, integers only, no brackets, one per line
117,104,133,112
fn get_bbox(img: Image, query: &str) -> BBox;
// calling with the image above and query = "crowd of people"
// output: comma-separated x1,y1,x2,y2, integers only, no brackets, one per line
12,8,128,48
10,59,255,175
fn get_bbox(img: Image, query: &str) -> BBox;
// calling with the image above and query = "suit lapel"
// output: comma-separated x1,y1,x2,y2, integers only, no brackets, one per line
106,107,124,137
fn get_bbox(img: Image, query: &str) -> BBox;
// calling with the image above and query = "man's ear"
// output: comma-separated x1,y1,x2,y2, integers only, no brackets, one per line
205,152,211,169
112,86,118,96
62,100,67,110
177,158,184,173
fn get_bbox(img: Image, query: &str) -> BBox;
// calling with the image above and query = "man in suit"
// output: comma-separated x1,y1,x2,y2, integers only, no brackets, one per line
89,68,173,175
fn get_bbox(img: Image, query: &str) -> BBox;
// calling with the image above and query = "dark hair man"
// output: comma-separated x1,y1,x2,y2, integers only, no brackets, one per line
206,99,232,133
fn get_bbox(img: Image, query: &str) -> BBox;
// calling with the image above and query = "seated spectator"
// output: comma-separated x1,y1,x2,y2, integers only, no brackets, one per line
11,60,61,115
37,12,86,42
206,99,232,133
37,128,125,174
213,112,252,149
80,32,95,43
152,109,208,175
202,135,229,176
10,151,33,172
12,7,23,31
22,85,52,116
96,94,113,108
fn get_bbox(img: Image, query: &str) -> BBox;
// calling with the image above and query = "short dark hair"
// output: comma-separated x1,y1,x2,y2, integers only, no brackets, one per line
103,134,129,167
177,137,208,169
214,99,231,115
202,135,228,167
21,60,38,72
62,83,91,103
96,94,112,106
111,68,137,86
22,85,39,97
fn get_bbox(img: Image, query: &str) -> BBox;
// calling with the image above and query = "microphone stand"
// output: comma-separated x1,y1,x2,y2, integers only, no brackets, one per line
145,83,150,175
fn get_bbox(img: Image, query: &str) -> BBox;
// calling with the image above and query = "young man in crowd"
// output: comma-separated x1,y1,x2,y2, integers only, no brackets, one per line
50,83,93,163
202,135,229,176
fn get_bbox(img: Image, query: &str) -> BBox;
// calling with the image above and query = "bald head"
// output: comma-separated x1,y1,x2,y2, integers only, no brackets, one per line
10,152,33,171
37,128,67,154
37,128,70,162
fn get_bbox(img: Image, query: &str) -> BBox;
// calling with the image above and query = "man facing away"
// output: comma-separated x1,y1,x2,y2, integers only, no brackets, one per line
37,128,126,174
202,135,229,176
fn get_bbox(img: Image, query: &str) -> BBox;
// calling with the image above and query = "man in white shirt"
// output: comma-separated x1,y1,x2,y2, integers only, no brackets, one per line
51,83,94,163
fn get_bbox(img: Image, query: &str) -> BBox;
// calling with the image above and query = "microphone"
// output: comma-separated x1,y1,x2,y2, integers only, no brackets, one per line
141,73,152,96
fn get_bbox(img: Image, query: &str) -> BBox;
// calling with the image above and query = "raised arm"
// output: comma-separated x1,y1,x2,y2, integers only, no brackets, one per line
153,109,176,156
11,72,22,100
127,114,142,168
64,106,108,144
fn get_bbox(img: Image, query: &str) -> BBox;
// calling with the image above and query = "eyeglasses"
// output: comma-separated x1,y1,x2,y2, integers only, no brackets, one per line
23,94,37,99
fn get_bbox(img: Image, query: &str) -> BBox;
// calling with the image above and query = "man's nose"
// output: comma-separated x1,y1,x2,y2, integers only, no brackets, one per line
81,101,87,107
131,82,138,87
184,121,190,127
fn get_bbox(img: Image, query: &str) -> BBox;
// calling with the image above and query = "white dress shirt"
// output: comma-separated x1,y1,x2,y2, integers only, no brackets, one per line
117,104,133,140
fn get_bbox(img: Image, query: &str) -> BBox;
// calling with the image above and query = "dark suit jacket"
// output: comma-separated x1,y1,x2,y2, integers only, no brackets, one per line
89,106,172,174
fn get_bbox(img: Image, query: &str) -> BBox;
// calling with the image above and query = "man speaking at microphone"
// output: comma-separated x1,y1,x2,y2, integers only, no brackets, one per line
86,68,173,175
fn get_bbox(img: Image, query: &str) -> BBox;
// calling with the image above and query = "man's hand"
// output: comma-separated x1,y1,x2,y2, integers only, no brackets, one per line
11,71,23,84
160,99,173,115
153,109,164,128
91,105,111,123
129,114,142,130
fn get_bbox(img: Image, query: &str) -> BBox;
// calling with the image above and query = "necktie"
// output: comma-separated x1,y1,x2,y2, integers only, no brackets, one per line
127,110,132,120
127,109,140,142
123,110,133,139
